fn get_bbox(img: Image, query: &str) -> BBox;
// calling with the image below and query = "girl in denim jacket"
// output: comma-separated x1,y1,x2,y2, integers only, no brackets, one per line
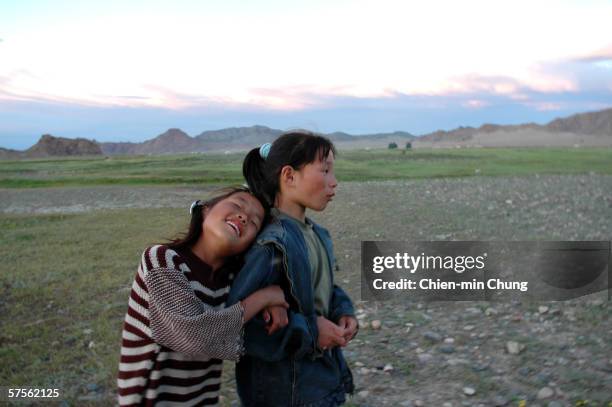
227,131,358,407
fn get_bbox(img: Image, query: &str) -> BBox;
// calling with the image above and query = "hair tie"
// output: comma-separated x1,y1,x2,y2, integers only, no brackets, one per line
189,200,202,215
259,143,272,160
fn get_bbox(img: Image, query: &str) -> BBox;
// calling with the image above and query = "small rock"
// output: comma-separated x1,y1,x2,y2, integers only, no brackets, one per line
371,320,382,330
506,341,525,354
83,328,93,335
538,306,549,314
417,353,433,364
439,345,455,354
88,341,95,349
443,403,453,407
358,367,369,375
399,401,413,407
485,307,498,316
357,390,369,398
383,363,394,372
447,358,469,366
414,400,425,407
463,325,475,331
444,337,455,344
492,395,508,406
85,383,99,392
518,367,531,376
463,386,476,396
536,387,554,399
505,199,513,204
423,331,442,342
536,372,552,383
355,361,364,367
547,401,563,407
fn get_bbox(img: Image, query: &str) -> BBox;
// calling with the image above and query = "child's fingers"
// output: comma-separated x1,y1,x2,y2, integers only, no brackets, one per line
263,310,271,323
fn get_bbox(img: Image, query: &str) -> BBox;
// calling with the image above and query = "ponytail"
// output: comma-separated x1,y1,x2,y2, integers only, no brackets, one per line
242,147,272,206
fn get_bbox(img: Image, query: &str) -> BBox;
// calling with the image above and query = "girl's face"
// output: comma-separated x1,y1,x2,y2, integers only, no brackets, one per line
203,192,264,256
292,151,338,211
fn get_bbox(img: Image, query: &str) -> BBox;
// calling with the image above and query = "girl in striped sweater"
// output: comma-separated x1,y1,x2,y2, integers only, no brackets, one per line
117,187,289,406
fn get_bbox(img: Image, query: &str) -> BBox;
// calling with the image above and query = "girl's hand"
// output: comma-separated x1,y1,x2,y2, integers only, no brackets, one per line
316,316,347,350
337,315,358,343
262,305,289,335
241,285,288,323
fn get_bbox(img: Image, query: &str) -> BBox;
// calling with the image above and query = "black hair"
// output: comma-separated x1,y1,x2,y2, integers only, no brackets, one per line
165,185,269,251
242,130,337,207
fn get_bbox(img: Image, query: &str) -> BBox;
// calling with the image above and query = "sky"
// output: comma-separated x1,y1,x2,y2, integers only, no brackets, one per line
1,0,611,149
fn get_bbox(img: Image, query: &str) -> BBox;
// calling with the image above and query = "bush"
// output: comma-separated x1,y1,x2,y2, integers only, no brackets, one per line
388,142,398,149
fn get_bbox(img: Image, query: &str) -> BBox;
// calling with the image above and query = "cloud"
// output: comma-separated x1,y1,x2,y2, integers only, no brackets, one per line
463,100,490,109
572,44,612,63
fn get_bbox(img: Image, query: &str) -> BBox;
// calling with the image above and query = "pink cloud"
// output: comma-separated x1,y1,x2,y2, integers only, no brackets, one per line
463,99,490,109
573,44,612,62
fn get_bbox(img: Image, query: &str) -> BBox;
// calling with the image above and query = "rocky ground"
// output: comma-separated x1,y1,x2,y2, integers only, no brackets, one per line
2,174,611,406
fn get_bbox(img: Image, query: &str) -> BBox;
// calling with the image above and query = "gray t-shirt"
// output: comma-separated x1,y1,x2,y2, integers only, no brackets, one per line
272,208,332,317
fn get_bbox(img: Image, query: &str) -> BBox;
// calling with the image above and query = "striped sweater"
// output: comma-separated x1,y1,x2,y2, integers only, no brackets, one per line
117,245,245,407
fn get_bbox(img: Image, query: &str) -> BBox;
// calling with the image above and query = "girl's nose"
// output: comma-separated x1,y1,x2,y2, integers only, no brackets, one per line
237,214,247,224
330,174,338,188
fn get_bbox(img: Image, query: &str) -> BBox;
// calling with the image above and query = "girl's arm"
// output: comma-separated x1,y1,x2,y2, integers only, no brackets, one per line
241,286,289,322
143,247,287,361
226,244,320,362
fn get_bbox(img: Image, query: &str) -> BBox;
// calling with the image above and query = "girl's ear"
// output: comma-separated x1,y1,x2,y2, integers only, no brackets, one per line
279,165,295,186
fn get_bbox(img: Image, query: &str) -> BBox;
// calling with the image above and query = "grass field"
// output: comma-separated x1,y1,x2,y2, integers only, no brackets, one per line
0,209,186,404
1,148,611,405
1,147,612,188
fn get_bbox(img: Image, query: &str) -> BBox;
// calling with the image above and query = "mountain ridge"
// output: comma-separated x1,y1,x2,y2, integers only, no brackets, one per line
3,107,611,157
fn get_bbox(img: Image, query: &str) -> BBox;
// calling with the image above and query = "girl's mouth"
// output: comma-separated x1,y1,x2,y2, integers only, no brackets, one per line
226,220,242,237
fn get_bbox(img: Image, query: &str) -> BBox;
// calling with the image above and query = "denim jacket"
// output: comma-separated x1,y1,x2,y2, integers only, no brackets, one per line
226,214,355,407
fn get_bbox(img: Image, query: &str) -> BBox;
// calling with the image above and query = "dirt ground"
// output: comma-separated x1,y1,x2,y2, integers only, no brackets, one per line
2,174,611,406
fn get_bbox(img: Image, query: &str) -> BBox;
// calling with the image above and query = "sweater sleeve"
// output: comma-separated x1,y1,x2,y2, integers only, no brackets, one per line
143,252,245,361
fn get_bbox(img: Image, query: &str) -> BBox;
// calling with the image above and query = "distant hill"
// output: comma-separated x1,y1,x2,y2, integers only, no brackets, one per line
415,108,612,147
194,125,283,151
0,147,22,160
545,108,612,135
3,108,612,159
99,126,415,155
26,134,102,157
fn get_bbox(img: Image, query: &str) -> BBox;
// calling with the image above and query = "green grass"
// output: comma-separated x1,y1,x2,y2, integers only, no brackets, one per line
1,148,612,188
0,209,186,403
